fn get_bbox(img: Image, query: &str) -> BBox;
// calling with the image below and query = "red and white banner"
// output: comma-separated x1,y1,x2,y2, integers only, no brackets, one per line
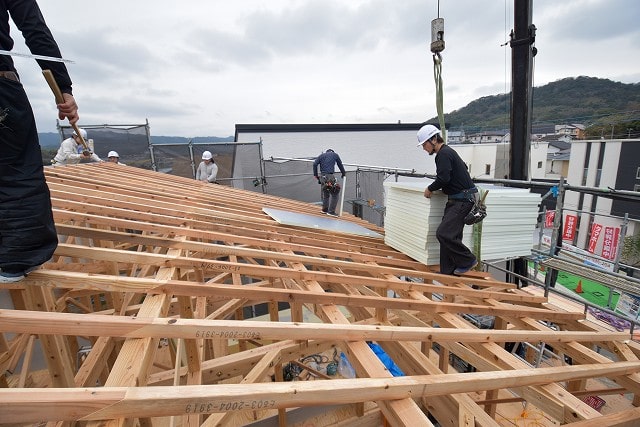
601,226,620,260
587,223,603,253
544,211,555,228
562,214,577,241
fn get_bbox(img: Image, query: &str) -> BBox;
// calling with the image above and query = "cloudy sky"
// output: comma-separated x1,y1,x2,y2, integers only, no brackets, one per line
9,0,640,137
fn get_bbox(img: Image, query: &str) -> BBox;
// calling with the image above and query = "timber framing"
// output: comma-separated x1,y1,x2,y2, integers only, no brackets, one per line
1,162,639,426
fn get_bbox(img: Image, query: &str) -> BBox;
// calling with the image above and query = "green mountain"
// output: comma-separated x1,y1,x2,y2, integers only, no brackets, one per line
431,76,640,137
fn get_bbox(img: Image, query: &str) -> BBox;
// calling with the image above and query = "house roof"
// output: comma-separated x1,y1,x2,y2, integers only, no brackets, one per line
547,140,572,150
235,122,449,136
2,163,639,425
547,149,572,160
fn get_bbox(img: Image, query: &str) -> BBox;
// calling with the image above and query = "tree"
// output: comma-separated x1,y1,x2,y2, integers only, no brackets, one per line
621,235,640,268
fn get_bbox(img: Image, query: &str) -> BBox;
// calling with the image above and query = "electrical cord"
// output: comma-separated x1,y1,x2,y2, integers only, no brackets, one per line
283,352,339,380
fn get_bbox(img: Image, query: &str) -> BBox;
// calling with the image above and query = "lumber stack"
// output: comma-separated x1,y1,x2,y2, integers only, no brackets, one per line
0,163,638,427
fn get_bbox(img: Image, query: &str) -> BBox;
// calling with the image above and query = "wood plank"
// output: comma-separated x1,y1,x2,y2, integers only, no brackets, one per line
2,362,640,423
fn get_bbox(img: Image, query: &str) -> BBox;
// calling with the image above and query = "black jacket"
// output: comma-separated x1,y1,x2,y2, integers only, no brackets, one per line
0,0,72,94
427,145,475,195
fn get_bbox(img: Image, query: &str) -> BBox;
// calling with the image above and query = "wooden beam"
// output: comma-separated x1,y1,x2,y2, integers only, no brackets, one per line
0,309,625,343
2,362,640,423
24,269,582,321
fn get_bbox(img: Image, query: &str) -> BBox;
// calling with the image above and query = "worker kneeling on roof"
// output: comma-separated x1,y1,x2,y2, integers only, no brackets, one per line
195,150,218,183
51,128,102,166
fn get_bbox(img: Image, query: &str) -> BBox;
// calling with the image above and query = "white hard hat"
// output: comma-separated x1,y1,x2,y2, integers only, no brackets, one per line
73,128,88,140
108,151,119,158
202,151,213,160
416,124,441,146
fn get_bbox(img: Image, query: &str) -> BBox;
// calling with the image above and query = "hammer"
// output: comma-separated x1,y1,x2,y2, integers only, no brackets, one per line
42,69,91,153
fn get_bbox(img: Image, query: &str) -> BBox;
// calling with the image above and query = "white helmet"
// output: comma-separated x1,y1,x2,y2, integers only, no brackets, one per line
73,128,88,140
107,151,119,158
202,151,213,160
416,124,441,146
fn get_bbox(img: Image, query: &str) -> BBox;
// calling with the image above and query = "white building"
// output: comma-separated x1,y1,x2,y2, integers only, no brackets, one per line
446,130,466,144
555,124,586,139
563,138,640,257
235,123,549,181
467,131,508,144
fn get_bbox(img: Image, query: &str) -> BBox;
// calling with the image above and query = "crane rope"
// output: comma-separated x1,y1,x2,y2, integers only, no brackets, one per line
433,52,446,142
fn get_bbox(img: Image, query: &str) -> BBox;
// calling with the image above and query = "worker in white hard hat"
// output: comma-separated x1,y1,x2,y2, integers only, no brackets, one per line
51,128,102,166
418,124,478,276
195,150,218,183
107,150,126,165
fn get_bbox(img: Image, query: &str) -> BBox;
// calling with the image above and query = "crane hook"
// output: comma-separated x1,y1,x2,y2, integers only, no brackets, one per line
430,17,445,54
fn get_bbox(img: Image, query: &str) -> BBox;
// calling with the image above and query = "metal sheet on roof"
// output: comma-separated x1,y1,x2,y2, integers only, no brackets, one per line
262,207,383,238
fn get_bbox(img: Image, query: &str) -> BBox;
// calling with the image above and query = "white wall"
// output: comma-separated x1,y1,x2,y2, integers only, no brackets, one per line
236,130,433,173
565,139,628,251
529,141,549,179
237,129,551,180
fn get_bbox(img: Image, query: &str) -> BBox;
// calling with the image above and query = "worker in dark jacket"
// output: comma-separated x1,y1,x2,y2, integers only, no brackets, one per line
418,124,478,275
0,0,79,282
313,149,346,216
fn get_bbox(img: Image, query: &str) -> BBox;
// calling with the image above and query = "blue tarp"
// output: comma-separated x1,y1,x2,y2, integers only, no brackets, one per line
368,342,404,377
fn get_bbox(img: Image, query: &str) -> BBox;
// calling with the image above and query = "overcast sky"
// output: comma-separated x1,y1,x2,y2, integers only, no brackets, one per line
9,0,640,137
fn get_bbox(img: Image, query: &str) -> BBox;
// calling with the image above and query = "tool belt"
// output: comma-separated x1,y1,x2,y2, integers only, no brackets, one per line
448,187,477,202
320,174,340,194
0,71,19,82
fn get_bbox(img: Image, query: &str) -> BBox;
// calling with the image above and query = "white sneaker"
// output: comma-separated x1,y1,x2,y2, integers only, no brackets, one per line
0,270,26,283
0,265,42,283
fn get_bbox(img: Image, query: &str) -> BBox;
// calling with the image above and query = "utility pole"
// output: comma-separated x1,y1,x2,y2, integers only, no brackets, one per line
508,0,535,286
509,0,535,181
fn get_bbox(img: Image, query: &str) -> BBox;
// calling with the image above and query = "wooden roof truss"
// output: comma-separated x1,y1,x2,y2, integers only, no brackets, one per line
1,163,640,426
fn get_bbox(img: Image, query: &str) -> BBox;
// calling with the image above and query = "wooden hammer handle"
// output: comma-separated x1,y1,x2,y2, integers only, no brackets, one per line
42,69,90,152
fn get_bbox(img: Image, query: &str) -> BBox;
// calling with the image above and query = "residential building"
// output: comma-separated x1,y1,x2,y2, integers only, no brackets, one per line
544,139,572,179
446,130,465,144
467,131,507,144
563,138,640,257
555,123,586,139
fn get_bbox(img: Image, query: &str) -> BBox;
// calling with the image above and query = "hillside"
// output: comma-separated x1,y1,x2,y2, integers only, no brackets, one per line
39,133,233,148
39,76,640,148
430,76,640,136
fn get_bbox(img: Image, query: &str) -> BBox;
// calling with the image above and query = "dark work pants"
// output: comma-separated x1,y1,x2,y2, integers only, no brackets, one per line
0,78,58,273
319,173,340,214
436,199,476,275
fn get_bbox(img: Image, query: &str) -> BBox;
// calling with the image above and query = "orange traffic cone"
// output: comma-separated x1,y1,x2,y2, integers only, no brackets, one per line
575,280,583,294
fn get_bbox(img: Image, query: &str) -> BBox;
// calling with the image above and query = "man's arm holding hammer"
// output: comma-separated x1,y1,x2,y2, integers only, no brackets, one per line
57,92,79,125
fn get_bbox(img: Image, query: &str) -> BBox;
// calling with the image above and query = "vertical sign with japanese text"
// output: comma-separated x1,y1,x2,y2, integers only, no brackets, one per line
563,214,577,241
601,226,620,260
588,223,603,253
544,211,555,228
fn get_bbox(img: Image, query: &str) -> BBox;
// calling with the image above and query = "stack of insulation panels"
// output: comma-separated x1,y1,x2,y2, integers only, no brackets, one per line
383,181,541,266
